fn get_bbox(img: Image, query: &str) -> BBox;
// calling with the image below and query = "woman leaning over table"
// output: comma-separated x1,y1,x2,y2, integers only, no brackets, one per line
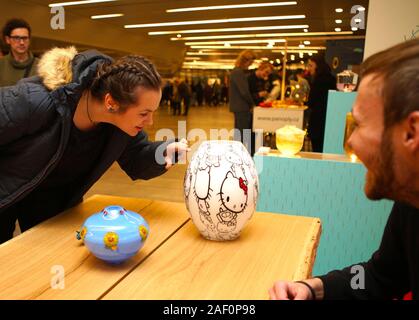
0,47,189,244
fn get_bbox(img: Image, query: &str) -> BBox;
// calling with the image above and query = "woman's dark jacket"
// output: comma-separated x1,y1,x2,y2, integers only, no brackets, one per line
307,72,336,143
0,49,168,215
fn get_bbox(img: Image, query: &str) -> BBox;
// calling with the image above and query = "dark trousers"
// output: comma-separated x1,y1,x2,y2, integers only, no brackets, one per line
0,211,17,244
182,96,190,115
233,112,255,156
172,101,181,115
308,112,326,153
310,134,324,153
0,191,70,244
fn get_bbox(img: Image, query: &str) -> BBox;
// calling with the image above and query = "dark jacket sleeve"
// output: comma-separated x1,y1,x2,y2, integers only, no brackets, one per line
0,80,55,146
307,74,336,111
231,69,254,107
248,73,263,105
117,131,173,181
318,202,410,300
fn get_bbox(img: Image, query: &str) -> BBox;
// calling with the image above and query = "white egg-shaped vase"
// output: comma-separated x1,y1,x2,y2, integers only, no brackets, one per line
184,140,259,241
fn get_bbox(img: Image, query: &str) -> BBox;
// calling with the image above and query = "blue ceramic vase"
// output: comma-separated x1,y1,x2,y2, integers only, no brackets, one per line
76,205,150,264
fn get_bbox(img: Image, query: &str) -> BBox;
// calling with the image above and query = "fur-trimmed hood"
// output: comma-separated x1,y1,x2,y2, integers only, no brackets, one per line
37,46,78,91
37,47,112,91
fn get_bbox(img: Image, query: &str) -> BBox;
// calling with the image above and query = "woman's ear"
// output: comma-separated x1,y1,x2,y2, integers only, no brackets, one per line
104,93,120,113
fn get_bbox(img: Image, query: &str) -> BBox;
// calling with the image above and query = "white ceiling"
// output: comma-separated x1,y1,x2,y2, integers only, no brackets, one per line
2,0,369,75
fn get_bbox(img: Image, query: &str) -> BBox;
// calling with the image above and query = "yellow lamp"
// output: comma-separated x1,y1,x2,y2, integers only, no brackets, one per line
276,125,306,156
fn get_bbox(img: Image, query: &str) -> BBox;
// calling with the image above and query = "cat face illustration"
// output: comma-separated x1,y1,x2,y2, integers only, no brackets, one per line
220,171,248,213
225,151,243,165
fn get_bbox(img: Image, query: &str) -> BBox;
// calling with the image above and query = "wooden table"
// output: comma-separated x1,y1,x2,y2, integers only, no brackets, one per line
0,195,321,300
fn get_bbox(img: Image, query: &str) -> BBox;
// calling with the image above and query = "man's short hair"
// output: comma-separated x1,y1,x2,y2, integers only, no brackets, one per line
2,18,31,41
258,61,274,71
360,39,419,129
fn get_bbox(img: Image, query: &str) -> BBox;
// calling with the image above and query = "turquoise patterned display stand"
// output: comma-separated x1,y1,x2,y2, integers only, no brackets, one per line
323,91,357,154
254,152,393,276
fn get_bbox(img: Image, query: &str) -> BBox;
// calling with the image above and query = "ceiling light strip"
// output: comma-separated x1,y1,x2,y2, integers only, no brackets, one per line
49,0,116,7
149,25,309,35
91,13,124,19
171,31,353,41
186,52,238,56
190,45,326,50
125,15,305,29
185,39,287,45
272,49,318,53
167,1,297,12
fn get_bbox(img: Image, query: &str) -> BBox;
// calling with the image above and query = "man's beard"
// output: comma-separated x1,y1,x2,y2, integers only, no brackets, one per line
365,130,397,200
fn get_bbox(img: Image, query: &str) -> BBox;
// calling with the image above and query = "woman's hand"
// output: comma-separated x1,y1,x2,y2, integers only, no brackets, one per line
164,138,190,169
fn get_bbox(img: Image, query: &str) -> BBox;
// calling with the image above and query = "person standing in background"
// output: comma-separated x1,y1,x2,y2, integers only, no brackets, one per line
171,77,181,116
292,68,310,104
306,55,336,152
195,79,204,106
204,79,213,106
0,18,39,87
178,78,191,116
211,79,221,106
221,75,229,104
248,61,274,106
229,50,257,155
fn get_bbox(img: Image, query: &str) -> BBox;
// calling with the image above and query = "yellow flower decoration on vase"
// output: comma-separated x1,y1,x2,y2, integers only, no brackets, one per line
139,225,148,241
104,232,119,251
80,227,87,242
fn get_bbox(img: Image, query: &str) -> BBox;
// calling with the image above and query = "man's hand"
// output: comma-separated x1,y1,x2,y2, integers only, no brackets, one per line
164,138,190,169
269,278,324,300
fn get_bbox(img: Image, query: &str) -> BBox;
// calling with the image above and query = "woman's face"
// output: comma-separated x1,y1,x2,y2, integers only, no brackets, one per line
243,58,254,69
306,59,317,76
111,87,162,136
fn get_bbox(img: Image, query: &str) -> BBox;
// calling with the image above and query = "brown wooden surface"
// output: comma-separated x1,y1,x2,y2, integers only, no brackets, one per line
0,195,321,300
103,212,321,300
0,195,189,300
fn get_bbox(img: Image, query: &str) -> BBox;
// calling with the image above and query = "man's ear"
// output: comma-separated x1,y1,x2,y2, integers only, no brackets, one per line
404,111,419,152
4,36,11,46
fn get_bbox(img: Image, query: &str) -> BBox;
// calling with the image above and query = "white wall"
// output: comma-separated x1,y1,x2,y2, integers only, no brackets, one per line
364,0,419,58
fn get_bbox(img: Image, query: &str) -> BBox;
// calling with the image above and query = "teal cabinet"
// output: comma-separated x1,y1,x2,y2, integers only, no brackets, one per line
254,152,393,275
323,91,357,155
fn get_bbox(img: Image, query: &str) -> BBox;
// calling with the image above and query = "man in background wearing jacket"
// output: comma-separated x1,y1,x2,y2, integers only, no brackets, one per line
0,18,38,87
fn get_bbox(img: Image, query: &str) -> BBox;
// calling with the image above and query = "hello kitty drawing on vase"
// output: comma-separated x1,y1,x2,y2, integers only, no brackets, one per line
184,140,259,241
217,171,248,239
192,150,223,237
